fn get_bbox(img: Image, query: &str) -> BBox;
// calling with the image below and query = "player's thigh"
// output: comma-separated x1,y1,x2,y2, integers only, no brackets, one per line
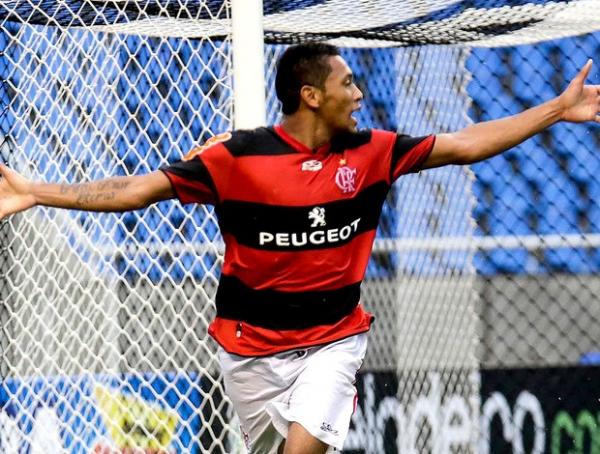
302,335,366,409
219,349,288,452
281,422,329,454
277,334,368,451
288,358,356,444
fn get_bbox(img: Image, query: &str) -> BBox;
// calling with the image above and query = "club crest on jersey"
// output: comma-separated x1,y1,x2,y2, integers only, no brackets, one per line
308,207,326,227
335,165,357,193
301,159,322,171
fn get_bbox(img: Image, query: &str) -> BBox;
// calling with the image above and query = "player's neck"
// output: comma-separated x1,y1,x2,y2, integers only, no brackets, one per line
280,114,334,151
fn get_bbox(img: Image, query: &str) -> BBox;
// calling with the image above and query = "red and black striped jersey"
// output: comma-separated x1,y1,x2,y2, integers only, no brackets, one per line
161,125,435,356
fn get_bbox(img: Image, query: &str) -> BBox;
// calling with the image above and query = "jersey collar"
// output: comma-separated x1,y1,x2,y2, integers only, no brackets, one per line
274,124,331,155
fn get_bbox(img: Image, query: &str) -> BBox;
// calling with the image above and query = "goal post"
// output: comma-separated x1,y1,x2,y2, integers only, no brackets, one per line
2,1,600,453
231,0,266,129
1,7,237,452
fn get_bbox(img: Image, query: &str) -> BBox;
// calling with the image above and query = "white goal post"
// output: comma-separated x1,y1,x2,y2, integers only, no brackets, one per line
231,0,266,129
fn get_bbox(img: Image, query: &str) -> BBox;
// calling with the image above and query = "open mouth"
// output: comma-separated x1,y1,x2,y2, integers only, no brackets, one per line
350,106,360,125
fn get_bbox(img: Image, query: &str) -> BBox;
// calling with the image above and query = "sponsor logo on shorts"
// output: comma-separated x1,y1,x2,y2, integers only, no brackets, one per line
240,426,251,451
320,422,339,436
294,350,307,359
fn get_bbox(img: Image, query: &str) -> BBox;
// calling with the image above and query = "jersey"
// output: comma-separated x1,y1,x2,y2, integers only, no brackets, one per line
160,125,435,356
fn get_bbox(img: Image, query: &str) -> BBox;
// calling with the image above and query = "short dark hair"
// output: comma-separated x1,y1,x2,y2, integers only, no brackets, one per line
275,43,340,115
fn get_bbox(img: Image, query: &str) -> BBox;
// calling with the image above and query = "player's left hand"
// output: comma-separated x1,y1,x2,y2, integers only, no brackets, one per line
558,59,600,123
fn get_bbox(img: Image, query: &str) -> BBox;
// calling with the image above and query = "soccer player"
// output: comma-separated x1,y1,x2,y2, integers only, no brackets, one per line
1,43,599,454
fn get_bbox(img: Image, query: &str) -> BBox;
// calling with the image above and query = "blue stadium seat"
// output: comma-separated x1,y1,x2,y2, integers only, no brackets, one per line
587,245,600,273
191,209,219,241
483,248,530,274
516,44,557,80
580,351,600,365
551,122,591,159
470,78,513,111
558,37,595,81
342,52,364,79
472,251,494,276
482,92,521,121
515,137,549,187
467,37,600,277
584,199,600,231
544,247,591,274
511,50,558,102
567,154,598,187
468,47,509,80
582,33,600,59
471,155,511,186
537,176,582,235
561,127,599,185
488,177,533,236
471,182,489,223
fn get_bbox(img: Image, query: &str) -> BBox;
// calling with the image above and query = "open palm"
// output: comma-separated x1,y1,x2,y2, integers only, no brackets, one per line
559,59,600,123
0,164,36,220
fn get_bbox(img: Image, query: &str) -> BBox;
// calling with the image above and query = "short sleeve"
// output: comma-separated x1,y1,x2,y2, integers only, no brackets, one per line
390,134,436,180
160,132,234,205
160,156,218,205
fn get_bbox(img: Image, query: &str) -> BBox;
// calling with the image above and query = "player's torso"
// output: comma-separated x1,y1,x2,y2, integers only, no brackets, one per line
204,127,393,291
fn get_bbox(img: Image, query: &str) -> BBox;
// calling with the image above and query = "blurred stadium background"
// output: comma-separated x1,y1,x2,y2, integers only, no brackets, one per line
1,1,600,453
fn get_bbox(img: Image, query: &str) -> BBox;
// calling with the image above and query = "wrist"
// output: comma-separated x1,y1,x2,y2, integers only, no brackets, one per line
545,96,567,123
28,181,41,207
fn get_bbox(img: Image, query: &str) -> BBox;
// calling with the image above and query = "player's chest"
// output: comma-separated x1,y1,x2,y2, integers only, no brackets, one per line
223,152,373,205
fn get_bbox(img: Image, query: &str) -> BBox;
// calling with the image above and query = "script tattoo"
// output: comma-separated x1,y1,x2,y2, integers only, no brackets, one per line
76,192,117,205
61,180,130,207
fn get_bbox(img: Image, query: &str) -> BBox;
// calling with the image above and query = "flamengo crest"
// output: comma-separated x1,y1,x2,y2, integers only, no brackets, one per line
335,166,357,193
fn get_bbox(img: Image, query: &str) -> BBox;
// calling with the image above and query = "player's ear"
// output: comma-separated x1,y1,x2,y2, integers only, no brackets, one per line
300,84,323,110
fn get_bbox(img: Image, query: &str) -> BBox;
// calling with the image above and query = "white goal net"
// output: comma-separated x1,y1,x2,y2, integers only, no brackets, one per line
2,1,600,453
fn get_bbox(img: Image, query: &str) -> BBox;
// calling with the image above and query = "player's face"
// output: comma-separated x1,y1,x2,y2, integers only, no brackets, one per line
319,56,363,133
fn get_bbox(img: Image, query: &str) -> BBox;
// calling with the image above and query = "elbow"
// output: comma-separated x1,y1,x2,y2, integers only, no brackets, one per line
446,132,478,165
128,173,170,210
457,149,478,165
132,193,149,210
128,183,152,210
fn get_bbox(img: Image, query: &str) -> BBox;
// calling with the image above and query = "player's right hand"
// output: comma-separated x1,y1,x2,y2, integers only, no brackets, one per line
0,164,36,220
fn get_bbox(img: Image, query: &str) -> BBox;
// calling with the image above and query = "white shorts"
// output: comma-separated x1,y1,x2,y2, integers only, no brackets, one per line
218,333,368,454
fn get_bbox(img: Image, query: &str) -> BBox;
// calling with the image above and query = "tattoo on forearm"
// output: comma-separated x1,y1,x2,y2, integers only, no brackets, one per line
76,192,117,206
61,179,131,207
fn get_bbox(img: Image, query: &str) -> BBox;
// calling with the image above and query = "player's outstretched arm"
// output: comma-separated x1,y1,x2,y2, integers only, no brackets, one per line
0,164,174,220
422,59,600,169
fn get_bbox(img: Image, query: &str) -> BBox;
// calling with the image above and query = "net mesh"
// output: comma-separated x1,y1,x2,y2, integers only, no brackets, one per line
469,37,600,368
1,0,600,453
1,7,236,452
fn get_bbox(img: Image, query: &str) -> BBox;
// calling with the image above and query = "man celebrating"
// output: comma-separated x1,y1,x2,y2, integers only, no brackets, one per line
1,43,599,454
